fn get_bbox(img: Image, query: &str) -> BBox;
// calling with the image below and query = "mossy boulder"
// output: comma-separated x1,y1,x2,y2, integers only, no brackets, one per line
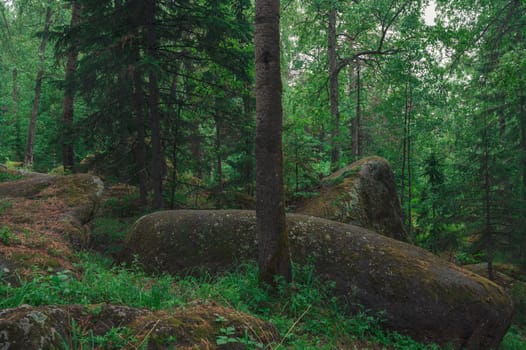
122,210,513,349
0,302,279,349
295,156,409,241
0,173,103,279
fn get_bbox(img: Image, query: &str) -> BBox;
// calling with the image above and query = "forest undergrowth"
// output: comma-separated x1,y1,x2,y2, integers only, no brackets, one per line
0,192,523,349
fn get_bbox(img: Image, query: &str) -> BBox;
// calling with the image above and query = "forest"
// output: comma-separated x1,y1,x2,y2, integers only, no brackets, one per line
0,0,526,349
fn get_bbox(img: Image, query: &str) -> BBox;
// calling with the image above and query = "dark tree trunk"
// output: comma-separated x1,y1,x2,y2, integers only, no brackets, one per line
214,113,224,201
328,6,340,168
145,0,163,209
406,84,412,238
61,0,81,173
24,6,52,168
521,95,526,202
12,68,23,160
133,68,149,208
254,0,292,286
481,112,495,281
351,62,361,158
242,91,254,195
168,77,180,210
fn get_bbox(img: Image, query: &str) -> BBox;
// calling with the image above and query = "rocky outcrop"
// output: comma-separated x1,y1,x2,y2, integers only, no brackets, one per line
0,302,279,349
0,173,103,279
295,157,409,242
121,210,513,350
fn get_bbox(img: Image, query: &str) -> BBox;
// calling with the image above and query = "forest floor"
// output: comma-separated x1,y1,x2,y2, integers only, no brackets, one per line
0,172,525,349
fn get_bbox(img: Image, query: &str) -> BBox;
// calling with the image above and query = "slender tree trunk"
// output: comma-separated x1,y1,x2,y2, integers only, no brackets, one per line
146,0,163,209
351,62,361,158
521,95,526,202
401,90,408,211
407,86,412,238
61,0,81,173
254,0,292,286
133,69,149,208
328,6,340,168
482,117,495,281
242,91,254,195
24,6,52,168
12,68,23,160
214,112,224,200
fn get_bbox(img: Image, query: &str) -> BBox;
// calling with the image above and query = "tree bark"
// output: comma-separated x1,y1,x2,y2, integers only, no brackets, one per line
328,6,340,168
133,68,149,208
254,0,292,286
61,0,81,173
24,6,53,168
145,0,163,209
351,62,361,158
214,112,224,202
12,68,23,160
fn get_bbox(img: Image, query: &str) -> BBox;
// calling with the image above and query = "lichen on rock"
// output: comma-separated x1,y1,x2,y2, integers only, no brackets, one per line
121,210,514,349
0,303,279,349
295,156,410,242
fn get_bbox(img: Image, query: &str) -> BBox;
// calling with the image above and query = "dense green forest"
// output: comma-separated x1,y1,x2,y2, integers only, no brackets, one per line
1,0,526,348
1,0,525,271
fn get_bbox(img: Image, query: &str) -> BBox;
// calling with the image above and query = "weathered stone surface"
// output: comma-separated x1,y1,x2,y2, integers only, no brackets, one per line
0,173,104,278
0,303,279,349
295,156,409,241
122,210,513,350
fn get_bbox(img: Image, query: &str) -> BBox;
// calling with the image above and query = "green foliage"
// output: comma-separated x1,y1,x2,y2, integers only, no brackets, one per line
0,172,22,183
63,321,145,350
90,216,135,255
500,326,526,350
0,199,12,215
0,226,19,246
0,253,442,349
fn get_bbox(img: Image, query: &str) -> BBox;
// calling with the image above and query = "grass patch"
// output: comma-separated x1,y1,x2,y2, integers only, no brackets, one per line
0,253,443,349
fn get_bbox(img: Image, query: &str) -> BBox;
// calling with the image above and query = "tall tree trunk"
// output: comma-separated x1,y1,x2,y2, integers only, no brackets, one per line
521,95,526,203
351,62,361,158
328,6,340,168
61,0,81,173
482,113,495,281
133,68,149,208
242,91,254,195
12,68,23,160
407,86,412,238
24,6,52,168
214,112,224,202
145,0,163,209
254,0,292,286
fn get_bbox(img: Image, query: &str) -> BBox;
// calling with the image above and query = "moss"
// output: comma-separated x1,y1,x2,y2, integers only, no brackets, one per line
0,303,279,350
122,210,514,349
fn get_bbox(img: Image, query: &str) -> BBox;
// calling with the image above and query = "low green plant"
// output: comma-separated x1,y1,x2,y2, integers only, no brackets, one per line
102,193,142,217
63,320,146,350
0,226,19,245
499,326,526,350
0,172,22,183
0,254,443,349
90,217,134,255
0,199,12,215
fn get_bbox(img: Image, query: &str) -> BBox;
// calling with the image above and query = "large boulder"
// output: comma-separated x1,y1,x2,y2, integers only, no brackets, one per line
295,156,409,242
0,173,103,279
0,303,279,349
122,210,513,350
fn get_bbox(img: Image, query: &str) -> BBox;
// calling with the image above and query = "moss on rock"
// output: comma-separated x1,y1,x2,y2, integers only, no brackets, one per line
0,173,104,279
295,156,410,242
121,210,513,349
0,303,279,349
